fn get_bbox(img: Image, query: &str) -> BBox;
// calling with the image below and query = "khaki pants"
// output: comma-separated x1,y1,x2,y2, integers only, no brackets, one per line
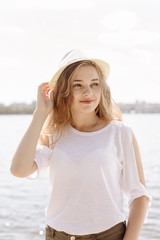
45,221,126,240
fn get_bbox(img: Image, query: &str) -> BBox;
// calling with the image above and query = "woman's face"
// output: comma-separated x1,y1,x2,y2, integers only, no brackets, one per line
70,65,101,115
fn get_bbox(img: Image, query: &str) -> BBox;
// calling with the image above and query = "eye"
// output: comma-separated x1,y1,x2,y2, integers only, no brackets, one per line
73,84,82,87
92,82,99,87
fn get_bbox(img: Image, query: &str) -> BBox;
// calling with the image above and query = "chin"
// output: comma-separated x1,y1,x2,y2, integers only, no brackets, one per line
77,108,97,114
71,103,99,114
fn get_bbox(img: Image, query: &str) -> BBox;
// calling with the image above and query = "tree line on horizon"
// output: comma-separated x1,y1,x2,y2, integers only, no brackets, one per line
0,100,160,114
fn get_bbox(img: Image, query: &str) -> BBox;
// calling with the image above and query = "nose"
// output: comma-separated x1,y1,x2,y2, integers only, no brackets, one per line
83,85,92,95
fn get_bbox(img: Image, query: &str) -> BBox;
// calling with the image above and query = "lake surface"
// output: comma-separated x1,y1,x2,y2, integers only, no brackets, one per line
0,114,159,240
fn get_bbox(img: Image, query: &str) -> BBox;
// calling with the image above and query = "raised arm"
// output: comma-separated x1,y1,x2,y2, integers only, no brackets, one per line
10,82,54,178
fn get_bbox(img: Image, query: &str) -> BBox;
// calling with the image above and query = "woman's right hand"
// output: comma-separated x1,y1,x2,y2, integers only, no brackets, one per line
35,82,55,116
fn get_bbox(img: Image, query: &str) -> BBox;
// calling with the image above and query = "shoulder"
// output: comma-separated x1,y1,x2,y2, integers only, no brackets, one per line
111,120,133,139
111,121,140,154
111,119,129,130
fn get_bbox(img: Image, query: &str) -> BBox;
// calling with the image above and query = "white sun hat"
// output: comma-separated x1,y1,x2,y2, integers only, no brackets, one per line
49,49,110,89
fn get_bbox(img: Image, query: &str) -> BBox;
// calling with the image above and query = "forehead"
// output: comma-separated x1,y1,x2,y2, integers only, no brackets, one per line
72,65,99,80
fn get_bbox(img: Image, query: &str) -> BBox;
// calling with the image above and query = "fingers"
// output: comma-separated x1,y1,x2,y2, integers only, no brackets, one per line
38,82,49,91
38,82,56,101
39,82,55,92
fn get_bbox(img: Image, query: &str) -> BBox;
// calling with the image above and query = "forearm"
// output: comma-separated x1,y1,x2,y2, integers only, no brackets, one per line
123,196,149,240
10,109,48,177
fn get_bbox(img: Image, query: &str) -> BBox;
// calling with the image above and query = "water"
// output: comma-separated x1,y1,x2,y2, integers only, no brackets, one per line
0,114,159,239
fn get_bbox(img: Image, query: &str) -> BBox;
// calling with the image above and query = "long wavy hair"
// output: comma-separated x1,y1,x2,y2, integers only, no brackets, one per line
41,60,123,143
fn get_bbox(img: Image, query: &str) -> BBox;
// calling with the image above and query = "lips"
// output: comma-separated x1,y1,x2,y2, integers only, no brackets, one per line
80,100,94,104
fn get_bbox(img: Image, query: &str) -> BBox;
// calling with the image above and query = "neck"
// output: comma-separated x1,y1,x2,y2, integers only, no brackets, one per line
70,111,99,132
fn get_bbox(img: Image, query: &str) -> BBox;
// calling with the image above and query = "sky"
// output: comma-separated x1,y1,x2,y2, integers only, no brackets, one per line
0,0,160,105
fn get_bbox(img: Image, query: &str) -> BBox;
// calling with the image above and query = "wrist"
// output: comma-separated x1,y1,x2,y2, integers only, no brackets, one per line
33,108,49,120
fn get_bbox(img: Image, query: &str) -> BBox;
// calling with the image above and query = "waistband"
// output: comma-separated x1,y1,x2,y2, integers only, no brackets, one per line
46,221,126,240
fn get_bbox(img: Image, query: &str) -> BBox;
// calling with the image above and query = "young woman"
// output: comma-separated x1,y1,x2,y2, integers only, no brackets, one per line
10,50,151,240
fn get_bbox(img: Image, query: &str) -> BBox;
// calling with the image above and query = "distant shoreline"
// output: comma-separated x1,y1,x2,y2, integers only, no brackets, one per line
0,101,160,114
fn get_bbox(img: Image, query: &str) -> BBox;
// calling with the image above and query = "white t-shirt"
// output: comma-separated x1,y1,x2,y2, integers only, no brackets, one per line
27,120,151,235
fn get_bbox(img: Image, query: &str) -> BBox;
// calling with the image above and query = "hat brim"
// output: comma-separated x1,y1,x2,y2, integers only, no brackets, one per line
49,58,110,89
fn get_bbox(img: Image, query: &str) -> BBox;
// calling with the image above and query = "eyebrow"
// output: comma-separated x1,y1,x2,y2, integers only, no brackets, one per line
73,78,99,82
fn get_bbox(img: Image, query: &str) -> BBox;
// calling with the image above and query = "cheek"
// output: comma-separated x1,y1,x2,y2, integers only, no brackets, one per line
93,88,101,99
70,93,79,107
71,90,81,100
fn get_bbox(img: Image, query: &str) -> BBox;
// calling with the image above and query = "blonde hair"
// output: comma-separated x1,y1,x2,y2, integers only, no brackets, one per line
41,60,123,143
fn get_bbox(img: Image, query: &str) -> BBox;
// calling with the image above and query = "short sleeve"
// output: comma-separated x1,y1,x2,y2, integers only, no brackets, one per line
26,144,53,180
121,125,152,220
